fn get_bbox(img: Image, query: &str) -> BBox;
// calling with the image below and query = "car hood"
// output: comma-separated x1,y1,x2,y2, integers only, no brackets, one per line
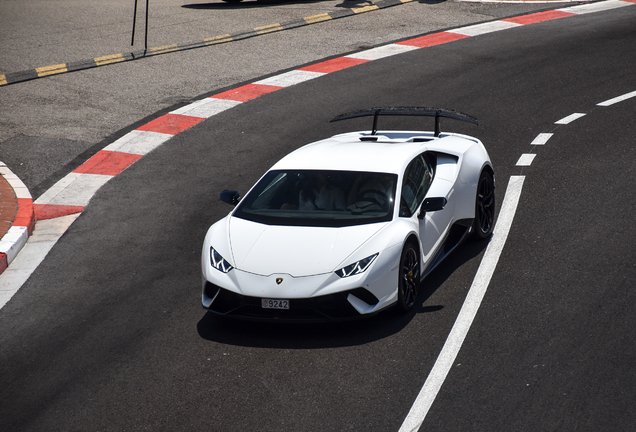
228,217,386,277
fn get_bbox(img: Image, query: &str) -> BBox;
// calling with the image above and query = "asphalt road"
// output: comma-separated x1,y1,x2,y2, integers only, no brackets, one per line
2,1,636,432
1,0,552,196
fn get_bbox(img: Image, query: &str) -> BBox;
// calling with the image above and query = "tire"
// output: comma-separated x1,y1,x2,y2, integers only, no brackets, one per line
472,169,495,240
397,242,420,312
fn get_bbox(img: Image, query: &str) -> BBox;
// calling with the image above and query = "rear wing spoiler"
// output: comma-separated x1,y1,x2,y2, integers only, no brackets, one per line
330,107,478,137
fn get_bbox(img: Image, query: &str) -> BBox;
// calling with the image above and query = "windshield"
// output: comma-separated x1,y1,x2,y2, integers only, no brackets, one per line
233,170,397,227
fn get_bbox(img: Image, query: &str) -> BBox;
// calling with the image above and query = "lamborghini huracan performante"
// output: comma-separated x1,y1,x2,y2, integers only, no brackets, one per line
201,107,495,321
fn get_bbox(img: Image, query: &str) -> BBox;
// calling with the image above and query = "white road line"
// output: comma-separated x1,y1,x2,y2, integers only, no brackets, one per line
597,90,636,107
0,214,80,309
516,153,537,166
555,113,586,124
399,175,525,432
531,133,553,145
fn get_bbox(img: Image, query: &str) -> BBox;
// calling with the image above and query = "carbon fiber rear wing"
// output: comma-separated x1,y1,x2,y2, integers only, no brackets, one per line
330,107,478,137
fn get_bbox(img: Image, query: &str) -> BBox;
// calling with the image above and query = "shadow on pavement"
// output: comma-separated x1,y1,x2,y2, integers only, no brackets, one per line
197,235,489,349
182,0,331,10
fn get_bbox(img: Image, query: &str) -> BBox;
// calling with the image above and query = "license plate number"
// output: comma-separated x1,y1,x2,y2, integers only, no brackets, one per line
261,299,290,310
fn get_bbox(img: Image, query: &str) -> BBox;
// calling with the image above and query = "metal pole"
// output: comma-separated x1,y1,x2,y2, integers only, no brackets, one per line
144,0,149,52
131,0,138,46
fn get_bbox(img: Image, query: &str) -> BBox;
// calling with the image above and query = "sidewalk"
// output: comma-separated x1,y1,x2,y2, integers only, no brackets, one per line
0,162,35,275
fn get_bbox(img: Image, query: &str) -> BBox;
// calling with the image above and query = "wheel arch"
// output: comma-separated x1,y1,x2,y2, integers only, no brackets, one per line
481,163,495,183
404,233,420,254
471,166,496,240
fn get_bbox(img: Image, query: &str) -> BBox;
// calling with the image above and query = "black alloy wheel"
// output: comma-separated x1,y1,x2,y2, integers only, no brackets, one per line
397,242,420,312
473,170,495,240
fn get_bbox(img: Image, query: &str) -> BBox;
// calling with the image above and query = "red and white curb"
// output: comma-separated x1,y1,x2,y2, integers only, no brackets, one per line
0,0,634,310
0,162,35,307
0,164,34,267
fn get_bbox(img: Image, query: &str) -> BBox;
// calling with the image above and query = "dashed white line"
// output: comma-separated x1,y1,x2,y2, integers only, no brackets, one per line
399,175,526,432
531,133,553,145
401,82,636,430
516,153,537,166
555,113,586,124
597,90,636,107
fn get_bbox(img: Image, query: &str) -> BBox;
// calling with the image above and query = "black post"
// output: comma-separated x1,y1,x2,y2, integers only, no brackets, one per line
131,0,139,46
144,0,149,52
372,110,380,135
434,111,441,137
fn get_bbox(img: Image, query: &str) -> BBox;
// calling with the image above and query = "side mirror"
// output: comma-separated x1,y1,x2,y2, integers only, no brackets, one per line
220,190,241,206
417,197,447,219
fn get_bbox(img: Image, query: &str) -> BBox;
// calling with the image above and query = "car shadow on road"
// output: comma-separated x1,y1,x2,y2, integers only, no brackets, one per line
182,0,331,10
196,236,489,349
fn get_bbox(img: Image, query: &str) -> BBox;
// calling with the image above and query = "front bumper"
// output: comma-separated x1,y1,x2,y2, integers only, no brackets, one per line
203,281,382,321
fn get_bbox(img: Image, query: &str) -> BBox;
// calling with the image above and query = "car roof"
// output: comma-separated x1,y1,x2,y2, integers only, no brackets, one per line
270,131,477,174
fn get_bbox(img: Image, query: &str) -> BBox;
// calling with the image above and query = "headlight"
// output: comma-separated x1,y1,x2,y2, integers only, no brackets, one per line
336,253,378,278
210,247,233,273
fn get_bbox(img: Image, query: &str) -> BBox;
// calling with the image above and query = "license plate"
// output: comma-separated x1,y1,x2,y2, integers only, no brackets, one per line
261,299,290,310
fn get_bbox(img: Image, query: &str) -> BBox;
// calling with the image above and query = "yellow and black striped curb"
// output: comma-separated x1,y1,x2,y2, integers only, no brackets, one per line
0,0,412,87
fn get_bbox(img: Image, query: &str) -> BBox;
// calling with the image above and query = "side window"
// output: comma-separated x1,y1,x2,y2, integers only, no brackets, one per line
400,153,434,217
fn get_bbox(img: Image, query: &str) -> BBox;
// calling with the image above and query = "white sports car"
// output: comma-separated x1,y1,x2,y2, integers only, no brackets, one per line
201,107,495,321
